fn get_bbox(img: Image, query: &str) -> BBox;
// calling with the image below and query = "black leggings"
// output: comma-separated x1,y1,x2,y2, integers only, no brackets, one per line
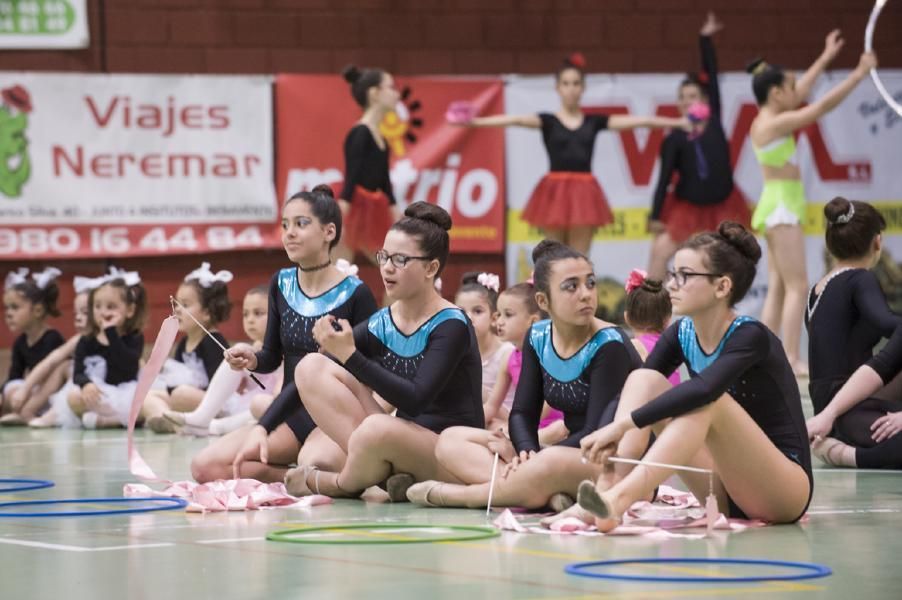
834,397,902,469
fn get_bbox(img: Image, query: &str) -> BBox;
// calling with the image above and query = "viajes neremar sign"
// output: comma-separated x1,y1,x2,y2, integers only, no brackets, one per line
0,0,88,50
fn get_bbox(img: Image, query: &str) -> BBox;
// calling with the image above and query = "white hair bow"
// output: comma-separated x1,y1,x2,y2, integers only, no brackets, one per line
106,266,142,287
335,259,359,277
4,267,29,290
31,266,61,290
184,262,233,288
73,275,106,294
477,272,500,293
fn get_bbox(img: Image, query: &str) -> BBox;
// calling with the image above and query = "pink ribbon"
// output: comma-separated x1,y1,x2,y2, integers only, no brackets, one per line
624,268,648,294
127,316,180,482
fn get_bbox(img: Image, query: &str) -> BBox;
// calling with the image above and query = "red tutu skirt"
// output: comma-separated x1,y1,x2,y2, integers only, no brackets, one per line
521,172,613,230
659,187,752,244
343,186,394,256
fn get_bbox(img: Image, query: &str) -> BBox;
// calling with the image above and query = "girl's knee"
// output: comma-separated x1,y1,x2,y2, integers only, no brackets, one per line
348,413,394,452
67,390,84,415
295,353,332,392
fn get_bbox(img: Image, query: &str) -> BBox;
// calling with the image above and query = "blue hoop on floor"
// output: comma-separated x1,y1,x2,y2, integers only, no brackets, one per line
0,478,55,493
0,497,187,517
565,558,833,583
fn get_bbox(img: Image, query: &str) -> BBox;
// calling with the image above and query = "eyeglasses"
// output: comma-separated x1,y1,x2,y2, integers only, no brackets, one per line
375,250,432,268
665,270,723,288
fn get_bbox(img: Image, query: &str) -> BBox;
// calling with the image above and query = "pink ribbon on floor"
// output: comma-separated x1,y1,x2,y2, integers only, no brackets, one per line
128,316,180,483
123,479,332,513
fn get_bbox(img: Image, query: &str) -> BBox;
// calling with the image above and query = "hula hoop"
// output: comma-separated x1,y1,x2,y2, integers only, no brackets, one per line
267,523,500,545
0,478,55,493
0,497,188,517
565,558,832,583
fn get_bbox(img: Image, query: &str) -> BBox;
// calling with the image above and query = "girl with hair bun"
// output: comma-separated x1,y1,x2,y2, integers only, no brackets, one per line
622,269,680,387
747,31,877,375
337,64,402,262
406,239,641,510
190,184,377,484
805,197,902,468
574,221,812,530
647,12,751,280
285,202,484,502
453,54,688,255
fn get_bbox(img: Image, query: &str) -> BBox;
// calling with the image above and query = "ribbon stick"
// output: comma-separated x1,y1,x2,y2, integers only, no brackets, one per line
170,296,265,390
485,452,500,519
866,0,902,117
128,316,180,482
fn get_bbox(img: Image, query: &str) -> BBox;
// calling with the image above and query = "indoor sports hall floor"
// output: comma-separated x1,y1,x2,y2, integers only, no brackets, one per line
2,389,901,599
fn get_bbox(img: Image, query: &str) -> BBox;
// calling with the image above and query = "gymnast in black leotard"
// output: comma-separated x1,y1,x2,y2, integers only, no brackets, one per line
190,185,377,484
284,202,484,501
805,198,902,468
577,222,812,529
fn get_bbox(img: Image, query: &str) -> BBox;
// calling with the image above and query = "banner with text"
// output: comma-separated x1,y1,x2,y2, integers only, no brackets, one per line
503,71,902,316
276,75,505,253
0,73,277,258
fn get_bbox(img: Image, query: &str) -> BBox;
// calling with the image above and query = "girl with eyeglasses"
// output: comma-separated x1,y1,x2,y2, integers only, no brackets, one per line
190,185,378,484
575,221,812,531
284,202,484,501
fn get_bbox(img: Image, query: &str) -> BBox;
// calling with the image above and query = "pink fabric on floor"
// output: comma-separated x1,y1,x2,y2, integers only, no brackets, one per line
491,486,768,539
123,479,333,513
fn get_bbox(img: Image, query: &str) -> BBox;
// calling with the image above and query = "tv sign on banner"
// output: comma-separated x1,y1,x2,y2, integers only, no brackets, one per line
0,0,89,49
0,73,278,258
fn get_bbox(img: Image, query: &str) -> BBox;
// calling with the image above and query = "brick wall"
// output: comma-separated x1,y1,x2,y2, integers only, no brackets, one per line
0,0,898,75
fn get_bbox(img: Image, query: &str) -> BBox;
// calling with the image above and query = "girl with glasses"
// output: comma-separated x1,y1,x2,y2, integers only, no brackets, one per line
575,221,812,530
284,202,484,502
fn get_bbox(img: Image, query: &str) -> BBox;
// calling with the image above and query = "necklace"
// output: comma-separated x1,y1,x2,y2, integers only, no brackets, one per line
807,267,855,320
297,260,331,273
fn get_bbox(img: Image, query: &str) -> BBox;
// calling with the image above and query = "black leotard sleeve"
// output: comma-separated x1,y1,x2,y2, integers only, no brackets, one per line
700,34,721,117
507,335,545,453
254,274,284,374
650,133,679,221
852,270,901,335
257,381,300,433
345,319,471,417
633,322,768,427
867,324,902,384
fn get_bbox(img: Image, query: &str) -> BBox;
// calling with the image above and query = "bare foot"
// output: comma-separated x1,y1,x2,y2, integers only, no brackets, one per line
577,480,620,533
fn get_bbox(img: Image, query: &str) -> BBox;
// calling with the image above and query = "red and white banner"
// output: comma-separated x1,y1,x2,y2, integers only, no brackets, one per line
502,71,902,316
0,73,277,258
276,75,506,253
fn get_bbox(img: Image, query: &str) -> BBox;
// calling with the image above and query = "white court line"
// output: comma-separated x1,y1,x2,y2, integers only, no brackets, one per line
807,508,901,515
814,468,902,474
0,538,173,552
0,437,173,449
197,537,263,544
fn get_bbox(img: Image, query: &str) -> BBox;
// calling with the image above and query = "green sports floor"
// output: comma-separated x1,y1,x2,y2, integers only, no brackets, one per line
2,405,901,599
